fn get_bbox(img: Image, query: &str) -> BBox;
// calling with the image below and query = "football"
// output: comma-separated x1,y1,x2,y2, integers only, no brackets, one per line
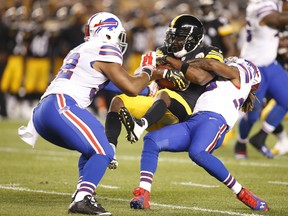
155,65,177,90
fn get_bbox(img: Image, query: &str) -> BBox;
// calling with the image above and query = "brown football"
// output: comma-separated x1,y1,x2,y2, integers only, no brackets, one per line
155,65,177,90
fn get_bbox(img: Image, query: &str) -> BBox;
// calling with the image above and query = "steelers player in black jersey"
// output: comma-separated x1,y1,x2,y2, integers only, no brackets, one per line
198,0,238,58
105,14,223,169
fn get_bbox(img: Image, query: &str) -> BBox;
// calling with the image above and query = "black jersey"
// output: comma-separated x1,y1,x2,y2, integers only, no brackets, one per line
158,44,223,112
202,17,234,56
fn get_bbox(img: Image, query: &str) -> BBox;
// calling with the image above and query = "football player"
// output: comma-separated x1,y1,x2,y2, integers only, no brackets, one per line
198,0,238,58
105,14,224,169
234,0,288,159
198,0,239,146
128,56,269,212
17,12,184,215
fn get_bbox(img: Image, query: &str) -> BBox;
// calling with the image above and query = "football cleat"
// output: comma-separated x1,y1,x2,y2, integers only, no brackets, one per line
108,143,118,170
108,159,118,170
119,107,147,143
249,135,273,158
271,138,288,155
234,141,247,159
130,187,150,209
68,195,111,215
236,188,269,212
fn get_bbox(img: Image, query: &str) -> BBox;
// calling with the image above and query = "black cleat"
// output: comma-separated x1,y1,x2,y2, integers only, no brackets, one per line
249,134,273,158
68,195,111,215
118,107,146,143
234,141,247,159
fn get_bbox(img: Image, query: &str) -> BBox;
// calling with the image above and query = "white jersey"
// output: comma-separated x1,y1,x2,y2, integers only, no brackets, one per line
41,39,123,108
240,0,280,66
193,58,261,128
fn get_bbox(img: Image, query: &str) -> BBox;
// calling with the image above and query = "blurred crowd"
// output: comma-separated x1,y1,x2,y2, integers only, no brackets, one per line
0,0,287,120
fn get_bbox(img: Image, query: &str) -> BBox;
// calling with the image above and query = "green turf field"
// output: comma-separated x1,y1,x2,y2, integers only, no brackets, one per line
0,119,287,216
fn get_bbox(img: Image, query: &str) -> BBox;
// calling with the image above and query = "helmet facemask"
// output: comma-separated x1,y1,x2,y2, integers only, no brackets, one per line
165,25,203,58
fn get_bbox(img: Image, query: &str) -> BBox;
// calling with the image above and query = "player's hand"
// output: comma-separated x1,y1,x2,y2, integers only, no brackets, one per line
147,81,159,97
156,49,167,66
140,51,156,79
163,68,190,91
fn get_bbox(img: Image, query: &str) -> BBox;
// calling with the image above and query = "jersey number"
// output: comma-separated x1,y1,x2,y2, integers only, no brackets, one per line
56,52,80,79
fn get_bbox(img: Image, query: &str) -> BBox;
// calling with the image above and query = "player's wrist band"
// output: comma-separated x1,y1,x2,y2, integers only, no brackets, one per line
180,62,189,75
142,67,152,80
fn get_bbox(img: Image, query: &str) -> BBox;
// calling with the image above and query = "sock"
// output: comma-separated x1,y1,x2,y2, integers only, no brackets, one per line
262,121,276,134
105,112,121,146
231,182,242,194
273,123,287,141
139,171,153,192
273,123,283,135
223,174,242,194
74,181,96,202
74,191,91,202
169,98,190,122
143,99,167,128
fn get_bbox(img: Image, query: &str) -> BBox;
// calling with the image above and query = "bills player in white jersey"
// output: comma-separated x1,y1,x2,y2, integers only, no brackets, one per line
17,12,186,215
128,56,269,212
234,0,288,158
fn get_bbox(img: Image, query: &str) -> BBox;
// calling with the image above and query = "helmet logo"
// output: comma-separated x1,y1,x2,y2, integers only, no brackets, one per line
94,18,118,33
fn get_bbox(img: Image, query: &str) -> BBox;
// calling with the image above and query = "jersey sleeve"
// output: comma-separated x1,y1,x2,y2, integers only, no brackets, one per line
205,46,224,62
257,1,278,20
95,44,123,65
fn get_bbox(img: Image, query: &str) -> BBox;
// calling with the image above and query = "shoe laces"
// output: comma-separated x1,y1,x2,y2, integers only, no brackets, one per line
87,195,103,208
133,187,144,196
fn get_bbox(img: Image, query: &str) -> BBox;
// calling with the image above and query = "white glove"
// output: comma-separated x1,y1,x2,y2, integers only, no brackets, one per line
140,51,156,78
148,81,159,97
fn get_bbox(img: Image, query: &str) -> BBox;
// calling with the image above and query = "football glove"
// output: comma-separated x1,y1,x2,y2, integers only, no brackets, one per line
163,68,190,91
147,81,159,97
140,51,156,79
156,49,167,66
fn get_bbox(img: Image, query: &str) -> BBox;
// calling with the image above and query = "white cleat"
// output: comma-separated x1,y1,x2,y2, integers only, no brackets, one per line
271,138,288,155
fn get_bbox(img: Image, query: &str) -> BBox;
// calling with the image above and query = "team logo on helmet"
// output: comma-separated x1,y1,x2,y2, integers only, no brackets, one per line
94,18,118,35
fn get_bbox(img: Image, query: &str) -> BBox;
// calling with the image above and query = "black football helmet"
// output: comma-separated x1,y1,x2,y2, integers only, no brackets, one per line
165,14,204,58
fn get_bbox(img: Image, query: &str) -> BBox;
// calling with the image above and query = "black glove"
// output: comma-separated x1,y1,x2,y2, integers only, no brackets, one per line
163,68,190,91
156,49,168,66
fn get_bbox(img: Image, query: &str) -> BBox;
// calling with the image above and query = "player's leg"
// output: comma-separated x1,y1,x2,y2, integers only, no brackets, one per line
33,94,113,215
188,112,268,211
249,63,288,157
250,104,286,158
271,122,288,155
119,89,191,143
130,122,191,209
234,68,267,159
105,94,154,169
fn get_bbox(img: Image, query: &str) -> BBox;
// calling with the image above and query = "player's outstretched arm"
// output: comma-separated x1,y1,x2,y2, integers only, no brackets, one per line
163,56,215,86
261,11,288,29
93,55,163,96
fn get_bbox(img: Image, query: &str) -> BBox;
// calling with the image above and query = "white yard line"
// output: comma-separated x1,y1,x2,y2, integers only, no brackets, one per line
1,146,287,168
0,184,262,216
268,181,288,185
173,181,220,188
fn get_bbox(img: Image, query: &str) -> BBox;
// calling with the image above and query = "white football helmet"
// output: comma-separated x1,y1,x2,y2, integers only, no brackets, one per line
84,12,128,54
